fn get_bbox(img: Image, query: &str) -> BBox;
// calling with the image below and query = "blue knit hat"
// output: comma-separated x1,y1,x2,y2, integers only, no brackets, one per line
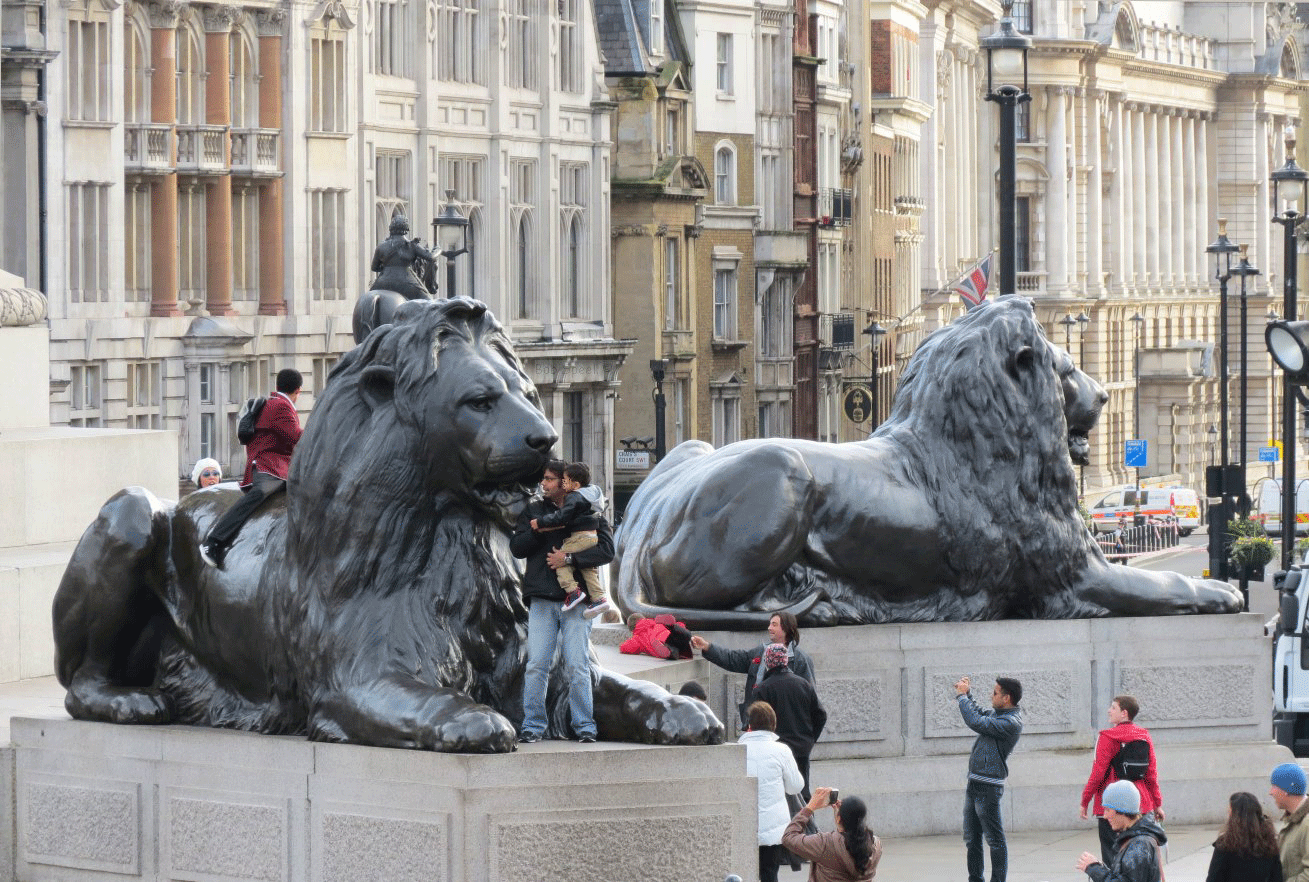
1101,780,1141,815
1272,763,1307,796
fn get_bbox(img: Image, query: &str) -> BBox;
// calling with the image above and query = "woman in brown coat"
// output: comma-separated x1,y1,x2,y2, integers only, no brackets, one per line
782,786,882,881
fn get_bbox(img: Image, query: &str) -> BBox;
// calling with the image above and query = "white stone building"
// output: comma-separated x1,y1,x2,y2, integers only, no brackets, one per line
6,0,629,491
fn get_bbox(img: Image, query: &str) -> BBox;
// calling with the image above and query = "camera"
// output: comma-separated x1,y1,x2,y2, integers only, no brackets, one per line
828,788,840,805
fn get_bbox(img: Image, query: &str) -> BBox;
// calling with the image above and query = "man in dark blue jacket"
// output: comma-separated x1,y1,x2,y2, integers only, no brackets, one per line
510,461,613,743
955,675,1024,882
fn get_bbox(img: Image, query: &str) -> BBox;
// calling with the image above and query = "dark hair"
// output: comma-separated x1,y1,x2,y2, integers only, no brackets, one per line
544,460,567,479
838,796,874,874
746,701,776,732
276,368,303,394
564,462,592,486
771,612,800,646
1216,791,1280,858
1113,695,1140,721
996,677,1022,706
679,680,708,701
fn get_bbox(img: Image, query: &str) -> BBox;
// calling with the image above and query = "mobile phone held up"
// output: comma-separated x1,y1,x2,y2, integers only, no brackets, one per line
828,788,840,805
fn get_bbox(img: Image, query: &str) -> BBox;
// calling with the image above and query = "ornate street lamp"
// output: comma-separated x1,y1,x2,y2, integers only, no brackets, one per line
1231,244,1260,517
863,321,888,431
431,189,470,298
1205,219,1238,471
1270,123,1309,571
980,0,1032,297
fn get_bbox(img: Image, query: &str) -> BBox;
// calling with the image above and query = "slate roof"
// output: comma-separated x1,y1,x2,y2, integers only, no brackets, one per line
594,0,688,76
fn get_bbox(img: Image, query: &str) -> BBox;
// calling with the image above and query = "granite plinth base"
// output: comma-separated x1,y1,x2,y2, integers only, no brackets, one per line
6,718,755,882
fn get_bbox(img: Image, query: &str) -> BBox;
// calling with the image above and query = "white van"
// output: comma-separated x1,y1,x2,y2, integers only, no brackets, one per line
1088,486,1202,536
1252,477,1309,536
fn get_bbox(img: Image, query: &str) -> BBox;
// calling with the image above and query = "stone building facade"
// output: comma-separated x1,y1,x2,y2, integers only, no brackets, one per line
6,0,630,493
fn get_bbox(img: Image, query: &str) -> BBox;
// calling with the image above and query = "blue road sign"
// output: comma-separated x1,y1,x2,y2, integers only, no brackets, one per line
1260,446,1280,463
1125,439,1147,469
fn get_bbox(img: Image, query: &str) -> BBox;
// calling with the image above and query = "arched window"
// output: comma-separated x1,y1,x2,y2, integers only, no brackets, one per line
124,12,150,123
563,214,582,316
514,212,533,318
175,17,204,125
715,144,735,204
1282,41,1298,79
229,27,259,128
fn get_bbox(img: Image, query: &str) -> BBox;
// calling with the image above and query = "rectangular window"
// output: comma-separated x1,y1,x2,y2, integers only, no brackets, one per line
436,0,483,84
663,102,680,157
557,0,580,92
68,182,110,303
1015,196,1032,273
69,363,104,428
510,160,536,318
713,266,736,339
760,280,791,357
67,17,111,122
126,360,162,429
650,0,663,55
716,33,733,94
232,186,260,301
1015,102,1031,143
712,392,739,447
561,392,585,462
673,378,687,444
199,364,214,404
178,182,207,307
507,0,535,88
125,182,152,302
309,26,347,132
372,0,412,77
312,356,337,400
375,150,412,245
1010,0,1033,33
664,238,679,330
309,188,347,299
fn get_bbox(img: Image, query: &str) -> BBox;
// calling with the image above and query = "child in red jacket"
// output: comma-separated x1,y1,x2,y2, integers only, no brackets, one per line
621,614,693,659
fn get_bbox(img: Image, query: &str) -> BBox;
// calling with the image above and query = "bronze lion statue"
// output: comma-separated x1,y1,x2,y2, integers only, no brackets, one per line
615,296,1242,627
54,298,721,751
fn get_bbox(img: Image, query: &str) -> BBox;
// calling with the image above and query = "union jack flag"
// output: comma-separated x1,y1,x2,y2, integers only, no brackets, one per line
951,253,993,311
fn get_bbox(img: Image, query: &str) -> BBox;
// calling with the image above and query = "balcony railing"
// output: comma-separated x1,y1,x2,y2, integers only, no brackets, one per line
230,129,281,176
1016,271,1045,292
176,125,228,174
124,123,173,173
817,187,853,227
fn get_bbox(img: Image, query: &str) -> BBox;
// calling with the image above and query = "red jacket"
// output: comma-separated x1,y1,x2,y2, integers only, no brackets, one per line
1080,721,1162,816
243,391,302,485
620,615,692,659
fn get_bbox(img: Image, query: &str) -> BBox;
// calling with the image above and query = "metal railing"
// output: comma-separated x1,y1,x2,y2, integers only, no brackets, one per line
1096,520,1182,562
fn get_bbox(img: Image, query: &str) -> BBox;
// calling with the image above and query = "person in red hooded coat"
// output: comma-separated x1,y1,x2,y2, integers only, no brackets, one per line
1080,695,1164,864
620,613,692,659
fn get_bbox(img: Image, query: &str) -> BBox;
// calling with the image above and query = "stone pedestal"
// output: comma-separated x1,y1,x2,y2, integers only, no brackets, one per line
6,718,756,882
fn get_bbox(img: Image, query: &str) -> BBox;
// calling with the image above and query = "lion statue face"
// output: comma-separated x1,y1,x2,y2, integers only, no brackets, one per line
1051,342,1107,466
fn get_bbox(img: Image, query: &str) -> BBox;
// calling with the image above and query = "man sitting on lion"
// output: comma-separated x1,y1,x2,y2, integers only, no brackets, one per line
615,296,1242,628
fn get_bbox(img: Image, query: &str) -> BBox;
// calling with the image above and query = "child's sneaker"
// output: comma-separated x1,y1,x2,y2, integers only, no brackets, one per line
583,597,613,620
561,589,586,612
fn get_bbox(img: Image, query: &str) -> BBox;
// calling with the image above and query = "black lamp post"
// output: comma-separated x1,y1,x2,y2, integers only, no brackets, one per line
1271,123,1309,571
1130,312,1146,526
650,359,668,462
980,1,1032,297
1205,219,1238,472
431,189,470,298
863,321,888,430
1231,243,1260,517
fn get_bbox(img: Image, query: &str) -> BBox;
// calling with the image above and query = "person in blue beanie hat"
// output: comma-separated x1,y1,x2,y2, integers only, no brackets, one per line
1271,762,1309,882
1076,780,1167,882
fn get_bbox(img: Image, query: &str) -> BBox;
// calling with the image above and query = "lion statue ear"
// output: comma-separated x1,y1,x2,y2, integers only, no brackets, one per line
1009,345,1036,376
359,365,396,410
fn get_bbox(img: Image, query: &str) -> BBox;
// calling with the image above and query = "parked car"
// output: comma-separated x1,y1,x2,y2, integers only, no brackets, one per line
1088,486,1201,536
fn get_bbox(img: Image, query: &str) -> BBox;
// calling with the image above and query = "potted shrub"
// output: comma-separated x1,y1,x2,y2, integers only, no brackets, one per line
1230,516,1275,581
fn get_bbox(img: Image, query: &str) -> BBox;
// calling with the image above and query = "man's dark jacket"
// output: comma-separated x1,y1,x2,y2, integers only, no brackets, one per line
752,667,827,760
511,497,614,603
1085,816,1167,882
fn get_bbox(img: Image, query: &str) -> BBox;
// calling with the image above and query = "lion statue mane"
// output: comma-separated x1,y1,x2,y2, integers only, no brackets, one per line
54,297,721,751
615,296,1242,627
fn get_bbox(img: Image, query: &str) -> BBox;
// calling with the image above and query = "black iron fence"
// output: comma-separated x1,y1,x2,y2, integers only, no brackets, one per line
1095,520,1182,562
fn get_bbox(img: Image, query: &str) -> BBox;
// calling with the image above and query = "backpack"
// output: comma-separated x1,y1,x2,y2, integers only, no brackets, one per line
1111,738,1150,782
236,396,268,445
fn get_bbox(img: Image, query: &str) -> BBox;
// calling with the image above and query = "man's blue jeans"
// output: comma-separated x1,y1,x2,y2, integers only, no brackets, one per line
521,597,595,738
963,780,1006,882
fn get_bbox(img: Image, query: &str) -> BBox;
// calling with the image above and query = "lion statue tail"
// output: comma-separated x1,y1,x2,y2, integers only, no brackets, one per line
612,578,825,631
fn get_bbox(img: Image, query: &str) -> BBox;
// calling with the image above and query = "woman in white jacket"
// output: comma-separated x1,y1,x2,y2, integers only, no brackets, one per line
741,700,805,882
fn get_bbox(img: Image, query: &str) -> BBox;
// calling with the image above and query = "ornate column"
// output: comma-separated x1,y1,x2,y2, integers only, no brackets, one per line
1087,91,1104,295
1113,98,1129,291
256,9,287,315
1046,87,1069,292
1145,108,1161,287
1182,113,1198,287
1157,111,1173,286
148,0,182,316
203,4,237,317
1169,111,1185,288
1131,104,1147,289
1196,112,1211,275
